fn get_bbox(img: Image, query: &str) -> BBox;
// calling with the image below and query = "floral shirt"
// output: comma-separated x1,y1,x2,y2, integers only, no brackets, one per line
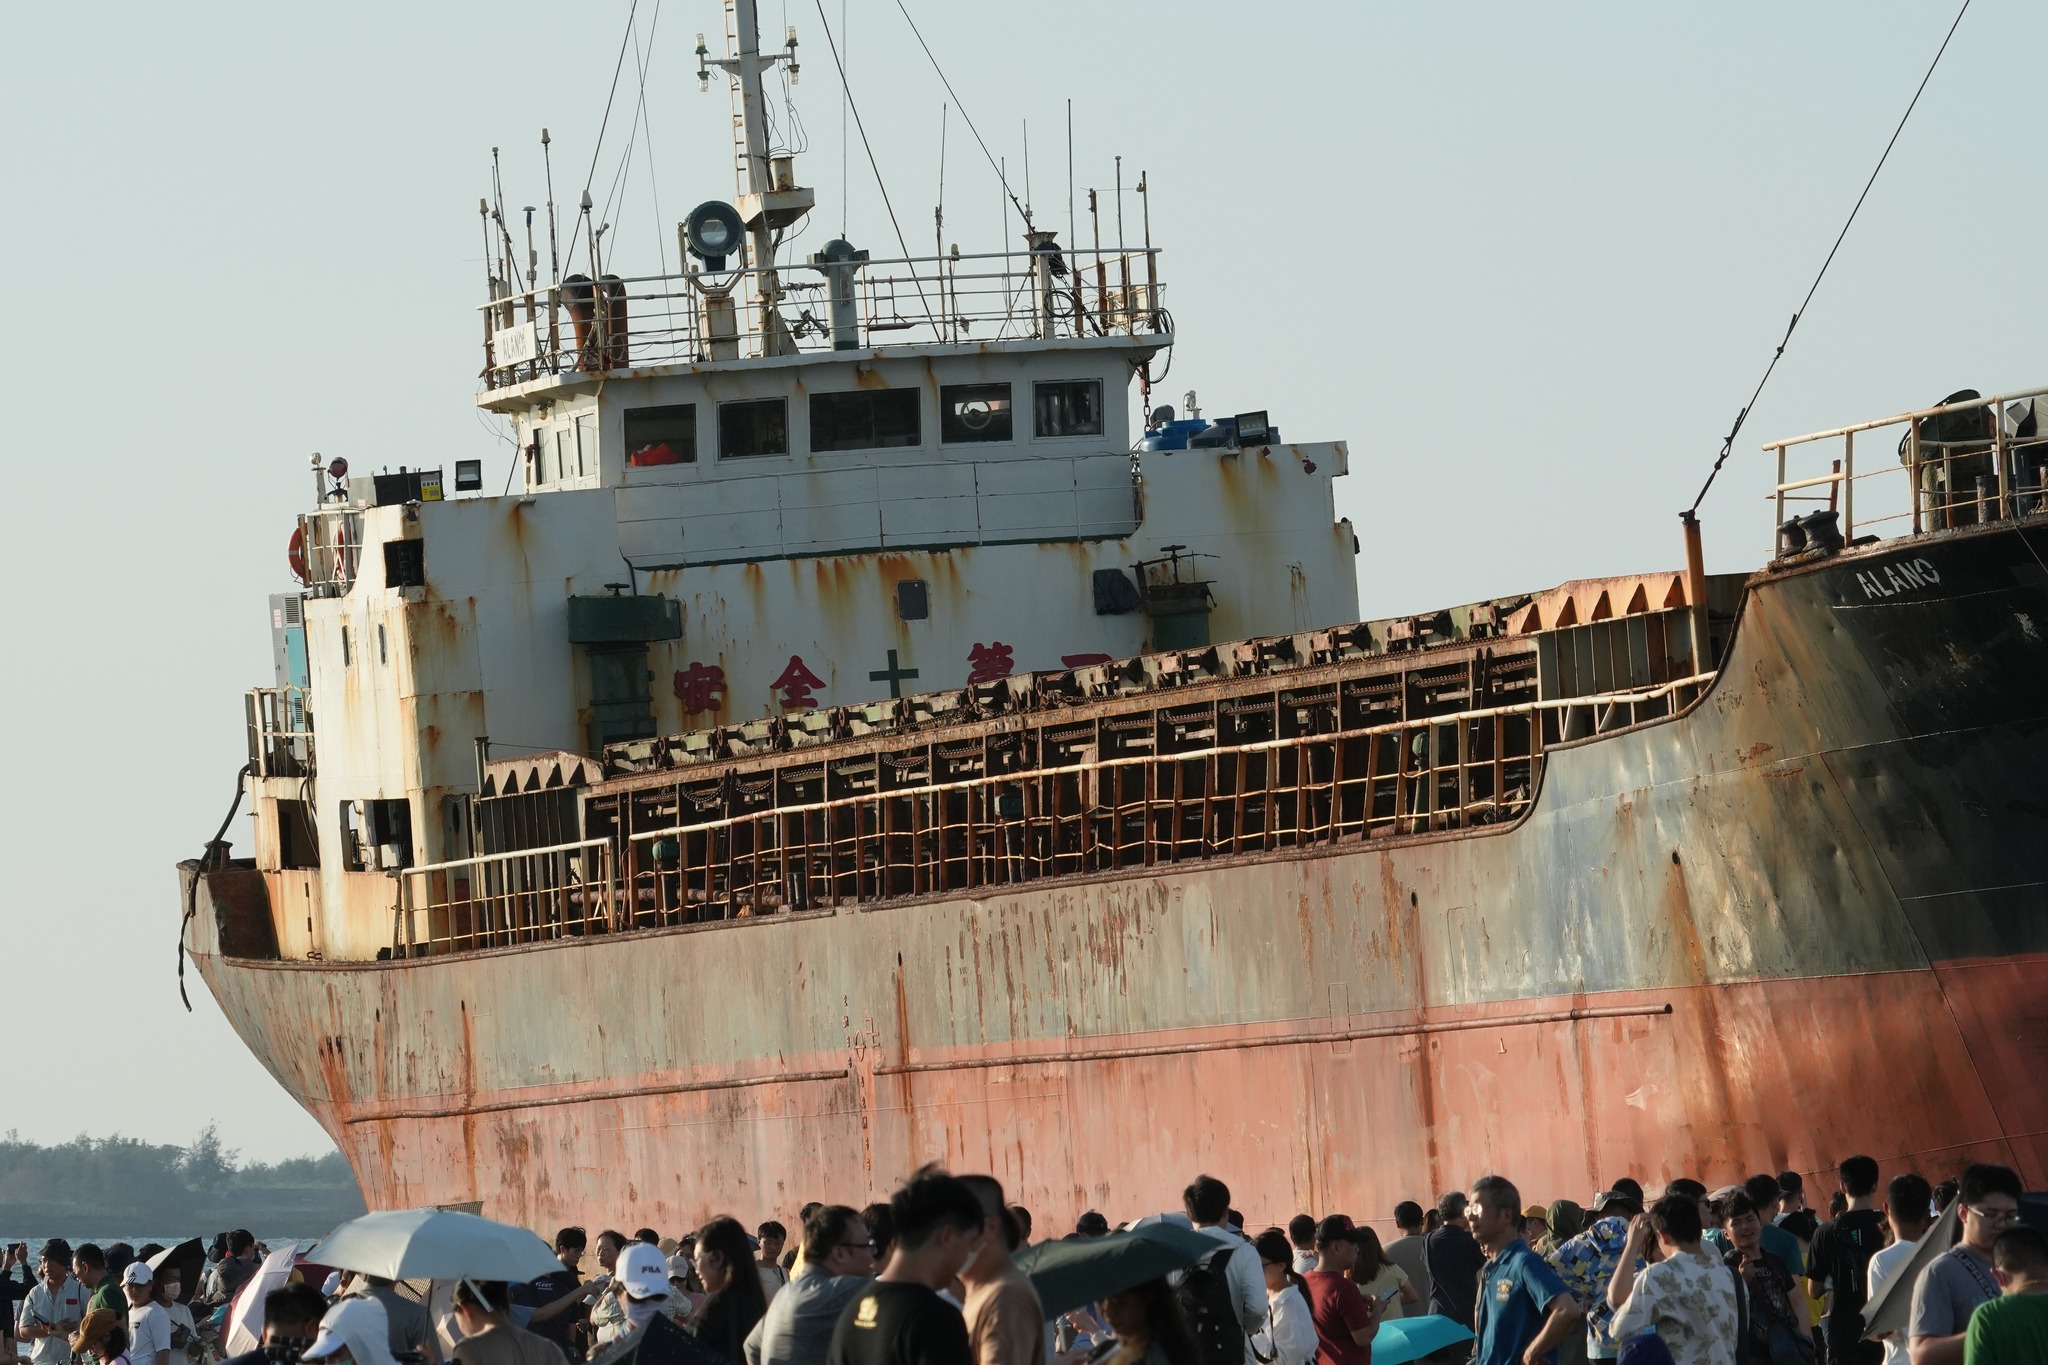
1611,1247,1739,1365
1547,1217,1640,1358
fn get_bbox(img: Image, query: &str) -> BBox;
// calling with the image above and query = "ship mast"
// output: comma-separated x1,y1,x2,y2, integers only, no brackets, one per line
697,0,810,355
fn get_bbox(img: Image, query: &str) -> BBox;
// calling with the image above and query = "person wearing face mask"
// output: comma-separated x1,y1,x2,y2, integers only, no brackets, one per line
607,1244,677,1347
957,1176,1042,1365
450,1280,567,1365
826,1165,988,1365
689,1219,770,1363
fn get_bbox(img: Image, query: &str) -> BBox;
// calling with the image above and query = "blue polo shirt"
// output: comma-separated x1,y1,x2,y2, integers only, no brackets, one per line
1475,1237,1571,1365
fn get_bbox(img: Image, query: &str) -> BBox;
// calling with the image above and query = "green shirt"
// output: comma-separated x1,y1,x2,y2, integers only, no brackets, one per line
1964,1292,2048,1365
86,1278,124,1315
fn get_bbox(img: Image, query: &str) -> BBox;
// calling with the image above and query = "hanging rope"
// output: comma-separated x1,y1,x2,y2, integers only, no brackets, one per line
178,762,256,1011
1685,0,1971,517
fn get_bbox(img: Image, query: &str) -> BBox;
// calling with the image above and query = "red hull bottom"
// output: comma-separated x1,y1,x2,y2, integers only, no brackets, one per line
244,954,2046,1232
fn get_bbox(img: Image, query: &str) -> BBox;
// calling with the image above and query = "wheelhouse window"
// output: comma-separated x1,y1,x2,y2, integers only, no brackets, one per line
625,404,698,466
940,383,1013,444
1034,380,1103,438
719,398,789,458
810,389,921,452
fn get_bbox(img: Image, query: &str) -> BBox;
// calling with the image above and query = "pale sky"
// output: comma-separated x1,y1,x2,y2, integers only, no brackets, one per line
3,1,2040,1163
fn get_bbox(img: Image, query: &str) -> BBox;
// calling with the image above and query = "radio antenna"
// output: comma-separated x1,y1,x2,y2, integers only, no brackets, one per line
542,128,561,287
935,103,947,261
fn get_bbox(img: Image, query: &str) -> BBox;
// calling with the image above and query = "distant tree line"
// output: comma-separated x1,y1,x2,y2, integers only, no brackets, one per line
0,1125,366,1238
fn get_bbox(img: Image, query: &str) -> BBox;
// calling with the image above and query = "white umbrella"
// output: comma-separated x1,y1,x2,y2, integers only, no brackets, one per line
225,1242,304,1356
311,1209,565,1283
1862,1200,1959,1339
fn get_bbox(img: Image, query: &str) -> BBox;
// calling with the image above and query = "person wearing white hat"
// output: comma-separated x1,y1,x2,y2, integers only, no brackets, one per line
302,1296,400,1365
598,1245,671,1347
122,1263,172,1365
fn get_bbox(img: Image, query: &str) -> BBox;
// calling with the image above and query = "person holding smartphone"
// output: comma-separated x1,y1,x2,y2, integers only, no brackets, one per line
18,1239,87,1365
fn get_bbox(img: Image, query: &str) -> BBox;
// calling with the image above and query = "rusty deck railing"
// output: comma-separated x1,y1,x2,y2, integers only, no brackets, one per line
393,838,617,957
1767,384,2048,548
246,687,313,778
384,659,1710,957
478,245,1166,390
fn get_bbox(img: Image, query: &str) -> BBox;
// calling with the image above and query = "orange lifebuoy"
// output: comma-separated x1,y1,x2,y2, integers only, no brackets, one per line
288,525,310,584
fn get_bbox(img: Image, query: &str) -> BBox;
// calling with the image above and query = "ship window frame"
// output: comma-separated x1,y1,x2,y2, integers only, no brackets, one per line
574,411,597,477
718,397,790,459
625,403,699,466
810,388,922,452
939,382,1014,444
1033,379,1104,439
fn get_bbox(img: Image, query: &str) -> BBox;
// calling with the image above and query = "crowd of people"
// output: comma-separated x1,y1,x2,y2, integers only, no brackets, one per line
5,1159,2041,1365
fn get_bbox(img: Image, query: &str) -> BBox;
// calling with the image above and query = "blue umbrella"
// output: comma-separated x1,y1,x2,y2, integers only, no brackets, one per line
1371,1315,1476,1365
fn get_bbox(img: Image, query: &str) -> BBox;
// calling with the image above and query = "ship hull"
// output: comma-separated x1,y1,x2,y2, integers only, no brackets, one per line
187,519,2048,1228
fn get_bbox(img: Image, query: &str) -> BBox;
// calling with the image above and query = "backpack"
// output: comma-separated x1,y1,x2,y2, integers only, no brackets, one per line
1177,1245,1248,1365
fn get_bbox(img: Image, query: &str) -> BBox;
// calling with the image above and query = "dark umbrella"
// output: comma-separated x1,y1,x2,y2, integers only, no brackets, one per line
1014,1222,1226,1320
146,1239,207,1305
587,1311,735,1365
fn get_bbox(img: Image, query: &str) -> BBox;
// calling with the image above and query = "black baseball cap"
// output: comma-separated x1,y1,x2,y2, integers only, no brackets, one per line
1076,1211,1110,1236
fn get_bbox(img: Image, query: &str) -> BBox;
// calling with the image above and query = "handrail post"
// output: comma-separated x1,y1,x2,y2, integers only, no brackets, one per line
1773,445,1787,541
1908,421,1923,535
1842,430,1854,541
1993,399,2010,522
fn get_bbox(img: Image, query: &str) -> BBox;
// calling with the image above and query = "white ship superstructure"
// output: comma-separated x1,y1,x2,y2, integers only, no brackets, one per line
258,0,1357,962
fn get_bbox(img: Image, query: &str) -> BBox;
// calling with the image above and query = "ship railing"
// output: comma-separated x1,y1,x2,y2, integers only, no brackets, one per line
297,507,364,598
1766,383,2048,549
592,671,1712,927
245,686,313,778
477,245,1167,390
391,837,617,958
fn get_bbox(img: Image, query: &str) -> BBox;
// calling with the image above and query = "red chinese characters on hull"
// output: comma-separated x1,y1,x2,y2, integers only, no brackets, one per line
673,663,727,714
770,655,826,710
967,642,1015,683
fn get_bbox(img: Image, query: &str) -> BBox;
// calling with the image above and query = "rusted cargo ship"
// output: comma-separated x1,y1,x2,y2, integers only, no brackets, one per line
180,2,2048,1230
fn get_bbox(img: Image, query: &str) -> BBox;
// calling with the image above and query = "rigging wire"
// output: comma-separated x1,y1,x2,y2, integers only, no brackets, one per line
1686,0,1972,517
562,0,643,273
840,0,848,236
892,0,1029,227
812,0,934,326
631,0,668,275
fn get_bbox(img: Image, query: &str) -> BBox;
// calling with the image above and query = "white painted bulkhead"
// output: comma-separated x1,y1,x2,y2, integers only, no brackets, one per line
282,335,1355,960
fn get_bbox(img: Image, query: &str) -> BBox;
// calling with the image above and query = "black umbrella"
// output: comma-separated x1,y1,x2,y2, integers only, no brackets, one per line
588,1312,733,1365
147,1239,207,1305
1014,1223,1226,1320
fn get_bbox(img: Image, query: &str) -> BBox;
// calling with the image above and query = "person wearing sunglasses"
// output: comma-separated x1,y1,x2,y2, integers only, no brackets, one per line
746,1206,879,1365
1908,1163,2022,1365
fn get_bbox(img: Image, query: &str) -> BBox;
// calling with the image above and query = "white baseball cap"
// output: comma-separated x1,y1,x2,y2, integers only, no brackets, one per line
616,1243,671,1301
304,1295,398,1365
122,1262,155,1288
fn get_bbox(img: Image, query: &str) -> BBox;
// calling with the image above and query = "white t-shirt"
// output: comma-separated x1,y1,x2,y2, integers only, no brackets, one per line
1865,1238,1918,1365
128,1302,173,1365
1252,1284,1317,1365
1291,1250,1318,1276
